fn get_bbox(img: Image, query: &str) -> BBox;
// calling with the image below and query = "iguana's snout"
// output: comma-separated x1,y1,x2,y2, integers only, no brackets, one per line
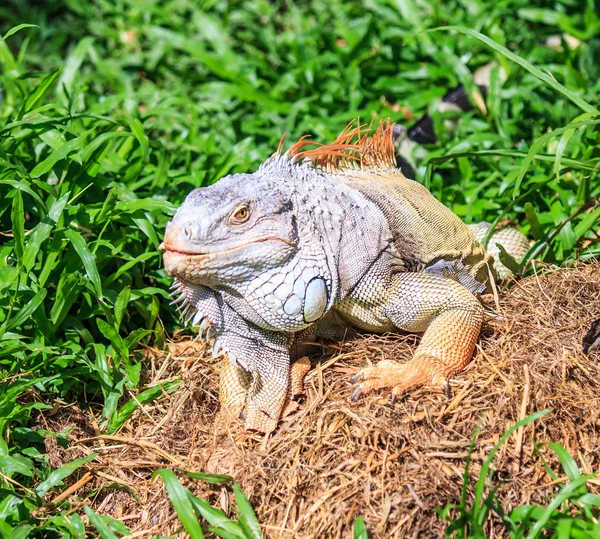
162,174,298,286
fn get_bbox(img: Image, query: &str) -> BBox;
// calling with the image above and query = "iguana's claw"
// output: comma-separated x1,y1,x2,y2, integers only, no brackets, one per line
351,386,363,402
351,372,363,384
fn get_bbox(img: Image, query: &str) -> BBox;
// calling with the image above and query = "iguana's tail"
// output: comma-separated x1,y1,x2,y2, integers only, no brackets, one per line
467,222,530,279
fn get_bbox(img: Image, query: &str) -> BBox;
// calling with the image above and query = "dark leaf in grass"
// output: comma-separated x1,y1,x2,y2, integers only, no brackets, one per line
497,243,524,276
10,188,25,263
22,192,69,272
524,202,544,241
64,228,103,298
17,67,60,119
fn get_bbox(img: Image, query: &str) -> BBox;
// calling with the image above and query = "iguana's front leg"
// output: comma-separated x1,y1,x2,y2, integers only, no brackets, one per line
214,315,294,433
352,273,483,399
175,282,299,432
215,310,315,432
219,356,311,431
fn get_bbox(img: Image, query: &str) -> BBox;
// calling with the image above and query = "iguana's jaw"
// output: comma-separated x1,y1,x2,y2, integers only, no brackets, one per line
162,229,294,257
162,235,296,284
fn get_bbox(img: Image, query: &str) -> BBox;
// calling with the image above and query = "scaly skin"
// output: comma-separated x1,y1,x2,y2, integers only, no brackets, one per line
219,356,310,432
162,121,529,433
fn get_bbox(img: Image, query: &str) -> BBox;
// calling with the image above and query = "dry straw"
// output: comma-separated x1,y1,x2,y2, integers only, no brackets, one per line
42,263,600,538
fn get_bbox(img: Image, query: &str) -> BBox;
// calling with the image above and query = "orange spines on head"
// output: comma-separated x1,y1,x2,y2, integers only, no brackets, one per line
282,119,397,173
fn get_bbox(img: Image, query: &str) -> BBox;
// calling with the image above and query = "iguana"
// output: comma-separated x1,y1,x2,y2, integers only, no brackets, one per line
161,121,529,433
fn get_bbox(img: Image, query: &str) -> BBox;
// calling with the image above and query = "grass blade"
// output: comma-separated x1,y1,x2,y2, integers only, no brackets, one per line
18,67,60,119
96,318,129,362
30,138,81,178
83,506,119,539
524,202,544,241
64,228,103,298
107,380,181,434
473,410,551,525
178,470,233,485
554,128,575,181
10,187,24,263
22,192,69,272
187,495,246,539
353,515,369,539
546,442,581,482
57,37,94,99
153,469,205,539
497,244,524,275
524,476,595,539
512,117,599,198
424,26,600,115
2,24,39,41
3,288,47,333
127,118,149,163
233,481,261,539
36,453,97,497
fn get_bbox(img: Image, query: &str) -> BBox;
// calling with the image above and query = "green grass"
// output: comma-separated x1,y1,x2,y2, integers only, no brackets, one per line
154,469,262,539
438,410,600,538
1,0,599,536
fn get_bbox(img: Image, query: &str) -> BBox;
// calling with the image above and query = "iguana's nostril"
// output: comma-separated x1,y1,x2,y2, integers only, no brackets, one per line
184,226,193,241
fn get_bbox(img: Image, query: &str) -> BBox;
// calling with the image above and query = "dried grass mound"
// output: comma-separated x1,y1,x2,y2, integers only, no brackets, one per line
44,263,600,538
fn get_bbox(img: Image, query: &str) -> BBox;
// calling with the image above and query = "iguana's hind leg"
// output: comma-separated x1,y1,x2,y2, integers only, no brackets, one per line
352,273,483,400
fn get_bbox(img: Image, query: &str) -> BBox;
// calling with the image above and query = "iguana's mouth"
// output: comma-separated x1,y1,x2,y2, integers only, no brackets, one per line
160,237,294,257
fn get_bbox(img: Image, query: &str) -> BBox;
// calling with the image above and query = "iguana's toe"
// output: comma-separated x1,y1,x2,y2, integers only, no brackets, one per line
289,356,311,398
351,356,451,402
244,403,280,433
218,357,251,423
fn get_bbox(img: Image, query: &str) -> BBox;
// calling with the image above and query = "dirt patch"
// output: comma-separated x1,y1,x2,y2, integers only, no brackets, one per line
42,263,600,538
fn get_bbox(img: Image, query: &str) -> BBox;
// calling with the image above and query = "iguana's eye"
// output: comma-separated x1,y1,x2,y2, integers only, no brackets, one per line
231,205,250,224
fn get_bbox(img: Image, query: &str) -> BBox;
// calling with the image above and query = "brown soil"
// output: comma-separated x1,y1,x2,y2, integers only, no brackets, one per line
42,263,600,538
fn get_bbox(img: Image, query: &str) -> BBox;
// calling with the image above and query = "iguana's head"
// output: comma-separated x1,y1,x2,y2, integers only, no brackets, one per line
162,174,298,287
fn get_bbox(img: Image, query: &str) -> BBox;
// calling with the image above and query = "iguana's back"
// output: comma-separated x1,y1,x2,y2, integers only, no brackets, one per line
340,168,492,286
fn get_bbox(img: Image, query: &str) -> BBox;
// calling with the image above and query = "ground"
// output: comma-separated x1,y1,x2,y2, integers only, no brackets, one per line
43,263,600,538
